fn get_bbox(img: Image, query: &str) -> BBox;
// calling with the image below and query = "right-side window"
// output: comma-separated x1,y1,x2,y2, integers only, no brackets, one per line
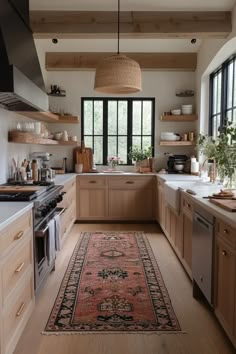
209,56,236,137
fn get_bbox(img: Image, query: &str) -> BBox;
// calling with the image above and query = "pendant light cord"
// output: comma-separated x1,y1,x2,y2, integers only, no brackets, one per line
117,0,120,54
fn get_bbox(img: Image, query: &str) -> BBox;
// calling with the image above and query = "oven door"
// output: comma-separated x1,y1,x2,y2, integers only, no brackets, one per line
34,207,65,292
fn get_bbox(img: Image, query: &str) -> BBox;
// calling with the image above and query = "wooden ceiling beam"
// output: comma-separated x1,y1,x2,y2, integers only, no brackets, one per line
31,10,232,39
45,52,197,71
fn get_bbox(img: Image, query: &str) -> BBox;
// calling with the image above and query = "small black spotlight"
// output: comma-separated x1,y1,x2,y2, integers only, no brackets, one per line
191,38,197,44
52,38,58,44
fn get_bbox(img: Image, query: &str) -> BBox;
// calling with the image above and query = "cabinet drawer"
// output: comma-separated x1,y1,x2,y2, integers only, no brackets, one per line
3,275,34,351
0,211,32,257
78,176,107,187
108,176,154,189
63,178,76,194
2,236,33,302
216,220,236,250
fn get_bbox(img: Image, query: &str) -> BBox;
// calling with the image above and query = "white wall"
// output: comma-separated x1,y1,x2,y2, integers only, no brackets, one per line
37,70,196,171
0,109,33,184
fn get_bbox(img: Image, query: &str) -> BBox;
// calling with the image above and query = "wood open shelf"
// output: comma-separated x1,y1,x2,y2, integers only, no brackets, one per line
8,131,78,146
160,141,195,146
57,115,79,124
16,111,79,124
160,114,197,122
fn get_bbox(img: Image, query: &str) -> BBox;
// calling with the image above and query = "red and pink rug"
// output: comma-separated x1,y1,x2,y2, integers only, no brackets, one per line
45,231,181,334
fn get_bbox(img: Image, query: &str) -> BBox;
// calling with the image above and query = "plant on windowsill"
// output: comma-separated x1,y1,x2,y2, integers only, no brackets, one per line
107,156,123,170
128,146,153,172
197,121,236,188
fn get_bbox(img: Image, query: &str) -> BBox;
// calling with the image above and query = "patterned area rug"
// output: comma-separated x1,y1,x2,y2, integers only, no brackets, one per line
44,231,181,334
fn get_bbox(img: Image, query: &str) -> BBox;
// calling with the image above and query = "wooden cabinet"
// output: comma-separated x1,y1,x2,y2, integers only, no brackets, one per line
156,178,165,228
76,175,155,221
214,219,236,347
108,176,154,220
58,177,76,241
76,176,107,220
181,193,193,277
0,209,34,354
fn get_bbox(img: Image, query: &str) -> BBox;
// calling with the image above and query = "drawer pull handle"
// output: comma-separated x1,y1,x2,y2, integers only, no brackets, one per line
16,302,25,317
15,262,25,273
89,181,96,184
222,250,227,256
126,181,134,184
223,229,229,234
14,231,24,240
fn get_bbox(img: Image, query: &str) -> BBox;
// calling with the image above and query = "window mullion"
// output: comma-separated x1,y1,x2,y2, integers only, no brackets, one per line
127,99,132,164
222,64,227,126
103,99,108,165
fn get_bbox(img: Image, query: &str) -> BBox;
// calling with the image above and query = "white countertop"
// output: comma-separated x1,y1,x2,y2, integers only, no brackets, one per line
54,173,77,185
0,202,33,232
158,174,236,229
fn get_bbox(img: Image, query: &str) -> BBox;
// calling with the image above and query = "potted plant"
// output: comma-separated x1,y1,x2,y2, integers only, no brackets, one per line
128,145,153,172
197,122,236,188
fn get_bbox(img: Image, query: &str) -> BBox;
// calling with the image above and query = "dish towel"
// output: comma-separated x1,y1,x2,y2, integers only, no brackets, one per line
54,213,62,251
47,218,56,267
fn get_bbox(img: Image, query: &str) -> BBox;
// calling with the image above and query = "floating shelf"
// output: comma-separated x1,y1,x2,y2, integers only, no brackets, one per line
8,131,78,146
16,111,79,124
47,93,66,97
161,114,197,122
160,141,195,146
57,115,79,124
176,93,194,97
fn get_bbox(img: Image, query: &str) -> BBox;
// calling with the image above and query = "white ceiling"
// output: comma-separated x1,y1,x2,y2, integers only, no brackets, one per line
30,0,235,11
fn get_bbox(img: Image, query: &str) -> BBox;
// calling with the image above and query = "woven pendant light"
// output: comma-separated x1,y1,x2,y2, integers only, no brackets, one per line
94,0,142,94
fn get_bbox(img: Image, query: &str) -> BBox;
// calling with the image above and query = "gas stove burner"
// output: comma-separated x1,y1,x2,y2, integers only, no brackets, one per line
7,180,55,187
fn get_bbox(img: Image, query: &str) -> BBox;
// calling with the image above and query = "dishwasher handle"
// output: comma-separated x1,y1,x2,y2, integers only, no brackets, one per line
194,213,212,230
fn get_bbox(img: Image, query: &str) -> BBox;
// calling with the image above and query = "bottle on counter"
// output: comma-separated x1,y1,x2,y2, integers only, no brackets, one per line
32,159,38,182
190,156,199,176
26,161,32,180
62,157,68,173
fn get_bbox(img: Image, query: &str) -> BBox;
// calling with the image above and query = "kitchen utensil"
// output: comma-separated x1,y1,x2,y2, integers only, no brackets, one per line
209,198,236,212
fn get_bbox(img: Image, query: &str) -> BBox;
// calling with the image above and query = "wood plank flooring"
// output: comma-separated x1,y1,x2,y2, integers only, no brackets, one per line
14,224,235,354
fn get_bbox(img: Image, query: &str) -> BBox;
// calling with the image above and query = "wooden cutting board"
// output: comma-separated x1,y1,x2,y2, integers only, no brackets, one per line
73,146,93,173
0,186,45,192
209,198,236,212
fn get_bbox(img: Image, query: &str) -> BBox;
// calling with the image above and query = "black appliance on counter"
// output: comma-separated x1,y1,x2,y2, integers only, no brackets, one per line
0,182,65,293
167,155,188,174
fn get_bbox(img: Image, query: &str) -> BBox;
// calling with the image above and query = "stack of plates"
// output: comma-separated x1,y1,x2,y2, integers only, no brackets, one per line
181,104,193,115
161,132,181,141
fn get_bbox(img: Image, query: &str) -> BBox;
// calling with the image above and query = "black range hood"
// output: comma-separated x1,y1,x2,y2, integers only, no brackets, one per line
0,0,48,112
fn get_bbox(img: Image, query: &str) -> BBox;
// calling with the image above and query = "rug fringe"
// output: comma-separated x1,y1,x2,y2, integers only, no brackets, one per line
42,330,187,336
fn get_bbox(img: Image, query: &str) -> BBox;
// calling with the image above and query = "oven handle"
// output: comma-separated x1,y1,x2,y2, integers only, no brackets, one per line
35,207,66,238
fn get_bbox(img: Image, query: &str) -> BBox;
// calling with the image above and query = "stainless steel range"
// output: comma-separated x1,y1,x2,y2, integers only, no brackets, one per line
0,182,65,293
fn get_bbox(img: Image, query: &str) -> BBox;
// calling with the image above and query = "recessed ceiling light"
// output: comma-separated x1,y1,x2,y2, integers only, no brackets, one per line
191,38,197,44
52,38,58,44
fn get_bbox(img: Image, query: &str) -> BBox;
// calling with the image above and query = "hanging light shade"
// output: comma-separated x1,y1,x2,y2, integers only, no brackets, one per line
94,54,142,94
94,0,142,94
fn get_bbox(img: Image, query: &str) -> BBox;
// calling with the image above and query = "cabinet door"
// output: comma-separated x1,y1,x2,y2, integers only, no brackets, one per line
157,184,165,228
108,189,153,219
77,189,106,219
215,239,236,336
183,213,192,271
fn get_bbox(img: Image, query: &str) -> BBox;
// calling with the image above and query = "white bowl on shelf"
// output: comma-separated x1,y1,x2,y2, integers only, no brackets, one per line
171,109,181,115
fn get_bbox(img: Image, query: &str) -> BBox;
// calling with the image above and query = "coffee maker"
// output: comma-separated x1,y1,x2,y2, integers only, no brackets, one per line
167,155,188,174
30,152,55,182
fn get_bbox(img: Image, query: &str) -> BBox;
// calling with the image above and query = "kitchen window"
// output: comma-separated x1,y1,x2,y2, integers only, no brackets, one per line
209,55,236,137
81,98,155,165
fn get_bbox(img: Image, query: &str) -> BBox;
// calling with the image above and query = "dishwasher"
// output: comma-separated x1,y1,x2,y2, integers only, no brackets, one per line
192,205,214,305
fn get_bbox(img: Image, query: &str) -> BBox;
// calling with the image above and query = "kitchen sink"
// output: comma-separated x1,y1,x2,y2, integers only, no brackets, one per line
164,181,221,213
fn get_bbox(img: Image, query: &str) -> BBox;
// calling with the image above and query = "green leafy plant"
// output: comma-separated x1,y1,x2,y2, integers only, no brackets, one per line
197,122,236,187
128,145,153,162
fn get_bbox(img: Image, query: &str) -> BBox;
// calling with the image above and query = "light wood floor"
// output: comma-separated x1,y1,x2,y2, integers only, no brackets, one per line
14,224,235,354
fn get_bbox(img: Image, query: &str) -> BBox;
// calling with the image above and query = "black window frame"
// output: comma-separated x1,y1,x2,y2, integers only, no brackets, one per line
209,54,236,136
81,97,155,165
